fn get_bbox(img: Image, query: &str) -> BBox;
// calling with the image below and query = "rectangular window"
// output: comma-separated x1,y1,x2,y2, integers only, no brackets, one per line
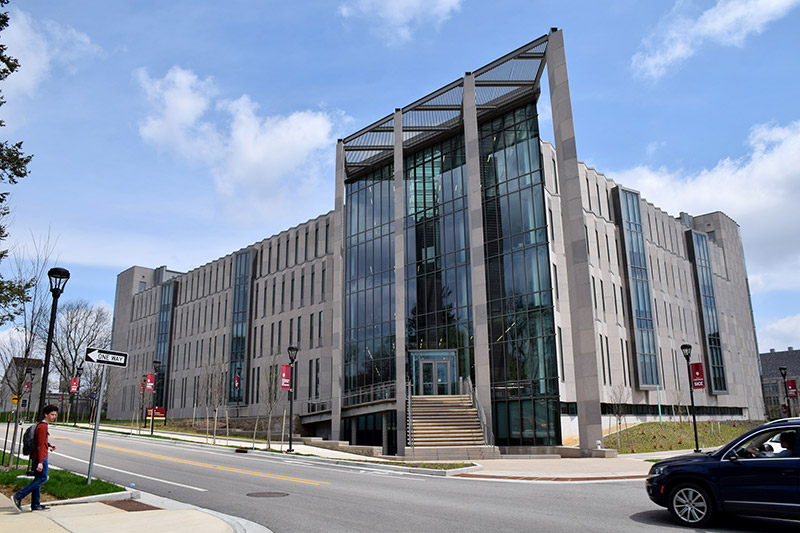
300,274,305,306
321,268,326,301
310,271,315,303
281,280,285,310
592,276,597,309
297,316,302,349
325,221,330,253
308,360,313,399
290,277,295,309
315,227,319,257
277,321,282,353
270,323,275,355
318,311,323,345
309,314,314,345
271,281,276,314
295,234,299,264
305,230,309,261
289,318,294,346
315,358,320,398
276,243,280,270
285,237,289,268
267,245,272,274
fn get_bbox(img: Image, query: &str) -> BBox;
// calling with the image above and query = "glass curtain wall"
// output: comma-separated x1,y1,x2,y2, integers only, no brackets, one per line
343,164,396,406
155,282,175,408
687,231,727,393
479,103,559,446
404,135,474,382
613,188,660,388
229,251,250,402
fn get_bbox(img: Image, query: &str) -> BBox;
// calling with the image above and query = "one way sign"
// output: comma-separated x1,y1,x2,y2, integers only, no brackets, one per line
85,347,129,368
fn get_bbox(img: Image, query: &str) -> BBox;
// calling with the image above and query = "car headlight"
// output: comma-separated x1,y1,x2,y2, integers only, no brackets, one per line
649,465,665,478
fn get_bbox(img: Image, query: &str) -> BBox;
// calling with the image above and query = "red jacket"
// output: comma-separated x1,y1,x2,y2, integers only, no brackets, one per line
34,422,49,462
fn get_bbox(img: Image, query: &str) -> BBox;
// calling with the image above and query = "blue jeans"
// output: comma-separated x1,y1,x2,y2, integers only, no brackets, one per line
14,457,48,508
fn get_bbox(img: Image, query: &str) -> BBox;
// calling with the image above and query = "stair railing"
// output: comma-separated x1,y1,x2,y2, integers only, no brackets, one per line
406,382,414,448
465,376,493,446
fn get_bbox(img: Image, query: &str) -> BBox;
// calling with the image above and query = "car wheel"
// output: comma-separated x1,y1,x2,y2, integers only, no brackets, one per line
668,483,714,527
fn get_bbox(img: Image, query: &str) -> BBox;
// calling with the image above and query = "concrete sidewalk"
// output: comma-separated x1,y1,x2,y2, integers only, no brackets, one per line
0,489,272,533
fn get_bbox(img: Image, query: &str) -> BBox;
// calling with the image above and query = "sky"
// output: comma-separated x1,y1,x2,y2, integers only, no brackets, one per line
1,0,798,352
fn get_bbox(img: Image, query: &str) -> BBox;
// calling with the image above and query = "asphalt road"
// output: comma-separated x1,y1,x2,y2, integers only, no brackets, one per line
20,426,799,532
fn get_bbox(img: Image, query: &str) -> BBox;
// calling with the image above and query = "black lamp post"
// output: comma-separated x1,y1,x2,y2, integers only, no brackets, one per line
37,267,70,419
151,359,161,436
287,346,298,453
779,366,792,418
681,344,701,453
73,367,83,427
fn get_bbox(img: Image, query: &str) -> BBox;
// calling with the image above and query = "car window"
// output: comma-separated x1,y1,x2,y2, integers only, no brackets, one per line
729,429,796,459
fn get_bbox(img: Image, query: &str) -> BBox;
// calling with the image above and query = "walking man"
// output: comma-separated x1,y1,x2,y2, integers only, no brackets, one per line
12,405,58,512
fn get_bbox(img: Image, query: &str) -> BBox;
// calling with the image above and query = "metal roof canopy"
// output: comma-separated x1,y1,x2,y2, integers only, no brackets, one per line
343,33,550,177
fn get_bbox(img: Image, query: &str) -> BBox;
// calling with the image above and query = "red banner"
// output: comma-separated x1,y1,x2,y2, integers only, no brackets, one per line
280,364,291,391
234,375,240,390
788,379,797,399
23,381,30,393
691,362,705,389
139,382,144,395
70,377,79,393
145,373,155,392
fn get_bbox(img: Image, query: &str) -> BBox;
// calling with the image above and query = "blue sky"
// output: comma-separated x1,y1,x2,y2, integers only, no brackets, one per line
1,0,798,351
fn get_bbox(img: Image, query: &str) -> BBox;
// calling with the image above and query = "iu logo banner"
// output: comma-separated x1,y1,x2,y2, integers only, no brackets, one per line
146,373,155,392
70,377,79,393
788,379,797,399
691,362,705,389
280,364,291,391
234,375,240,390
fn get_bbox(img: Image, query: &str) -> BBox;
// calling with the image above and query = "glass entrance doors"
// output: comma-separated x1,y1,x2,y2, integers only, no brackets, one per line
410,350,458,395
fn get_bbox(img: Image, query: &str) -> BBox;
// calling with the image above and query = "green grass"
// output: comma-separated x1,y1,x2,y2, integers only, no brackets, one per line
609,420,763,453
0,467,124,499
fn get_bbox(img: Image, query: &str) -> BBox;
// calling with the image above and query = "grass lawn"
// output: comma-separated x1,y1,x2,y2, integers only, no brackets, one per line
608,420,763,453
0,460,124,503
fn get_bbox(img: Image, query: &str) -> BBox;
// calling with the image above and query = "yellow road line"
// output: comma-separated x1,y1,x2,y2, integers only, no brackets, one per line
57,436,329,486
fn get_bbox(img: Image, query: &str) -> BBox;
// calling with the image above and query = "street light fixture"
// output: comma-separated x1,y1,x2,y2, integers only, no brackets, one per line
151,359,161,436
681,344,701,453
37,267,70,419
779,366,792,418
287,346,298,453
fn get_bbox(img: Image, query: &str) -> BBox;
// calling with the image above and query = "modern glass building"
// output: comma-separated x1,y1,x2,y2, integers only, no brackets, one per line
106,30,764,457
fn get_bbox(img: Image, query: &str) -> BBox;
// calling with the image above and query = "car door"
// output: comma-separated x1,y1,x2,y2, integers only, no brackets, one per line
715,430,800,517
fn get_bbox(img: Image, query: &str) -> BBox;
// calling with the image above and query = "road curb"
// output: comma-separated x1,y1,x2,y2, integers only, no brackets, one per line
46,487,141,506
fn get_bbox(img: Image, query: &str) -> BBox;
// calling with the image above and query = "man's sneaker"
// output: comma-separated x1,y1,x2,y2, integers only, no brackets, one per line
12,495,22,512
31,505,50,511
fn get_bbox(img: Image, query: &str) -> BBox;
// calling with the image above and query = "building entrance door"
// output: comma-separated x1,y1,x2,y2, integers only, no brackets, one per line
420,359,452,395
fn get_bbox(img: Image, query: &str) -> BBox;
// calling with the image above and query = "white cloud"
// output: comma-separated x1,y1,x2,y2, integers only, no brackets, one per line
632,0,800,79
609,120,800,292
2,8,102,104
338,0,462,45
136,66,348,225
758,313,800,352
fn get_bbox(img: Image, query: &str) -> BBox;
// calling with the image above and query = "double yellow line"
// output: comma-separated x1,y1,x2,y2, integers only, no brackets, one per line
58,436,330,486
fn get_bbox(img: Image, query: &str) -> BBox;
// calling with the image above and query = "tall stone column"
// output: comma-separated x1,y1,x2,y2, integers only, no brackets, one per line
330,139,346,441
393,109,408,455
462,73,494,439
546,29,603,452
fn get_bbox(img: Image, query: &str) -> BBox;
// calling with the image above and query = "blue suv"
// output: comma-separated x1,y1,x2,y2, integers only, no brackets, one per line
646,418,799,527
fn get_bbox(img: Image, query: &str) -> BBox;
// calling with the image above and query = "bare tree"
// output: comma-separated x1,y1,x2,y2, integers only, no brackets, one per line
670,387,688,425
0,233,54,464
201,357,228,445
252,355,283,450
48,300,112,384
608,385,630,451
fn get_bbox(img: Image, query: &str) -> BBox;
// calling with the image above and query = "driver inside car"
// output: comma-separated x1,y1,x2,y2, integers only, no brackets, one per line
746,431,795,458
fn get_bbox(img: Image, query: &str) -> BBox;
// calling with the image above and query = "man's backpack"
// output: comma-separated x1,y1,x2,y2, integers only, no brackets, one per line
22,423,41,456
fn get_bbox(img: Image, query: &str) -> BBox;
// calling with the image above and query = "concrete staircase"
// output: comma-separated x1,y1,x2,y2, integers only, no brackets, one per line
407,395,499,459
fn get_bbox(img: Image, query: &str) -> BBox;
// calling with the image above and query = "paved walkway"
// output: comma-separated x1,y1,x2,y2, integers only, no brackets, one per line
1,423,714,531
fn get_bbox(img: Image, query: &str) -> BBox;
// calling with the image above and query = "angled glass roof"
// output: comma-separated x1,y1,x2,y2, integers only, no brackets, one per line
343,33,550,177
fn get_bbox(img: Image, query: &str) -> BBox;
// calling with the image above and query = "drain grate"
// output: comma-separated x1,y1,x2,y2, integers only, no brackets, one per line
247,492,289,498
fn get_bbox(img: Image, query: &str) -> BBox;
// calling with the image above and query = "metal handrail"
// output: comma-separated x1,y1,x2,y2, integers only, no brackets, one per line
406,382,414,448
465,376,493,446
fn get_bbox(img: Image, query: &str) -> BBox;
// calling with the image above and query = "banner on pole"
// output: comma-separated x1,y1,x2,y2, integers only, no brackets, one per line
70,377,79,393
280,365,291,391
145,373,155,393
788,379,797,399
691,362,705,389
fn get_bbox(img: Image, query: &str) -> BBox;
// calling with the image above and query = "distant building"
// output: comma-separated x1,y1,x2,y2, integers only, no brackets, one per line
760,347,799,419
0,357,42,416
106,29,764,455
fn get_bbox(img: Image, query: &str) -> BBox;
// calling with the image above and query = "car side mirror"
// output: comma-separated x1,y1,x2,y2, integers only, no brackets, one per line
726,454,739,463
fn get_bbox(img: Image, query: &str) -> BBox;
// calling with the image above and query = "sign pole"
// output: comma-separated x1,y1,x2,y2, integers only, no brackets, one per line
87,365,107,485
